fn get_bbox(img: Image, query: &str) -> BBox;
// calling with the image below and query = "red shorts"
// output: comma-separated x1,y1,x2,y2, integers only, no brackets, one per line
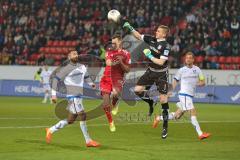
100,76,124,95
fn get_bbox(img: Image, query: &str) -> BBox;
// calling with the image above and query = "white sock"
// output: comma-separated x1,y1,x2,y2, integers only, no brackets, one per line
49,119,68,133
191,116,203,136
159,112,175,120
43,92,49,102
80,121,91,143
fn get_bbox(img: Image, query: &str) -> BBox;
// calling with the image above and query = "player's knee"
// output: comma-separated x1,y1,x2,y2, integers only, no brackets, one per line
190,109,197,116
102,104,111,111
159,95,168,104
112,90,119,97
68,119,75,124
175,114,181,120
78,111,86,121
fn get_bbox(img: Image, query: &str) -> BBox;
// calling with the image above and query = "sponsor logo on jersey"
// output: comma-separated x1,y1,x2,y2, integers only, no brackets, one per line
163,50,169,56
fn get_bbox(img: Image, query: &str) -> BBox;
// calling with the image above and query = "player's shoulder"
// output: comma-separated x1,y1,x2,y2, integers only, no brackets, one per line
78,63,87,69
179,66,186,71
143,34,156,41
193,65,201,71
106,50,114,57
161,41,171,49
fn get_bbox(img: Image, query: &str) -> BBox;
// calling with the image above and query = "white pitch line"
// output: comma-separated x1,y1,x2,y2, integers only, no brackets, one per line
0,121,240,129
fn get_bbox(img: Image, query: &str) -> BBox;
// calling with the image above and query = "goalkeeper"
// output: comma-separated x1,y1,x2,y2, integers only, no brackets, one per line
123,22,171,139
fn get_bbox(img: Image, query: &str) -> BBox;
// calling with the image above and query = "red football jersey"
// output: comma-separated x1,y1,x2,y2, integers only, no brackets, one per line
103,49,131,79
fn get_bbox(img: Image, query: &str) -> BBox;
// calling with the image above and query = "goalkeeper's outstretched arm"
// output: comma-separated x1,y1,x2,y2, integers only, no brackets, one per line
123,22,142,40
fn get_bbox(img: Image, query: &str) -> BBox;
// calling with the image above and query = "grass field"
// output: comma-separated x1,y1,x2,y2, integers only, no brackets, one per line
0,96,239,160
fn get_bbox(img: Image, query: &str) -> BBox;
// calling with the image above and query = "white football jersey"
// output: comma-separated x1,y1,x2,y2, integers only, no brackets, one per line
40,69,52,84
174,65,204,96
51,63,93,97
64,64,87,87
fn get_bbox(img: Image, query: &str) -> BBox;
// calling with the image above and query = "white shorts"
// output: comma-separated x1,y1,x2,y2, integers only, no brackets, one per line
43,83,51,91
67,97,84,114
176,94,194,111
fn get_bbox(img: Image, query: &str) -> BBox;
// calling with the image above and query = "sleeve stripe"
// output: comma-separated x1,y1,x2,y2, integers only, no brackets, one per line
174,77,179,81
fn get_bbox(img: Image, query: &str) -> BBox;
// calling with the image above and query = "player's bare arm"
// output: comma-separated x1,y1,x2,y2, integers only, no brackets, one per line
84,72,96,89
172,79,178,91
168,79,178,97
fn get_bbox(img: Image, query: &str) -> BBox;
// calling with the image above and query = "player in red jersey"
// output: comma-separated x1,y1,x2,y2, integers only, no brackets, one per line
100,34,131,132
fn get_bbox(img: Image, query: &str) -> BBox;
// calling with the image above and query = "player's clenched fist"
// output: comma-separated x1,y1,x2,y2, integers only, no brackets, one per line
123,22,134,32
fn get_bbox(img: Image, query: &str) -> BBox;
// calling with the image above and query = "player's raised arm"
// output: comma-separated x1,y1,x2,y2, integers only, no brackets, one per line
123,22,142,40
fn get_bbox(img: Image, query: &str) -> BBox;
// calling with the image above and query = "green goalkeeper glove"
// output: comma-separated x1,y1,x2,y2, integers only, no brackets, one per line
123,22,135,32
143,49,154,59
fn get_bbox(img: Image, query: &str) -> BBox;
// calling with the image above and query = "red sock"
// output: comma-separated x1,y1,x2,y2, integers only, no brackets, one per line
104,106,113,123
112,97,119,106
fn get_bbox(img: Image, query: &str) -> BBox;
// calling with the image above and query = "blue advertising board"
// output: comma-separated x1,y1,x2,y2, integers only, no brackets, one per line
0,80,239,104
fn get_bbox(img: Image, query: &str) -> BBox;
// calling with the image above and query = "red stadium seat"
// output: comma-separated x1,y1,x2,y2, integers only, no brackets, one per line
62,48,69,54
218,56,226,63
208,56,218,62
232,56,240,64
55,48,61,54
52,41,59,47
70,41,78,47
65,41,71,47
54,54,62,61
195,56,204,63
47,40,54,46
29,53,39,61
59,41,65,47
39,47,45,53
225,56,232,63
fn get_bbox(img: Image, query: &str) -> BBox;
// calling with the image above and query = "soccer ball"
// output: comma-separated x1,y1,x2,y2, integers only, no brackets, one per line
107,9,121,23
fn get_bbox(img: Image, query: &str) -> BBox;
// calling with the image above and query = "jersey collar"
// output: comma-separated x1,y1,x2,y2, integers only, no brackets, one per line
157,38,166,42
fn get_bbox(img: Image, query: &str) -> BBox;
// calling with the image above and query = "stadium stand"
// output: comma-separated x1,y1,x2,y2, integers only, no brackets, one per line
0,0,239,69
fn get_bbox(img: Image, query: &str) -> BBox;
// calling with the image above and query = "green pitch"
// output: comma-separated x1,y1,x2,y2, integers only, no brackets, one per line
0,97,239,160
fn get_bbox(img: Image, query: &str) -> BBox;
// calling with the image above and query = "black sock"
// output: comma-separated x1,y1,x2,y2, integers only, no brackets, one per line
161,103,169,129
135,91,153,104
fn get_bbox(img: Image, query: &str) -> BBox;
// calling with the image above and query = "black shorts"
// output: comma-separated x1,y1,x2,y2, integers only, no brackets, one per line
136,68,168,94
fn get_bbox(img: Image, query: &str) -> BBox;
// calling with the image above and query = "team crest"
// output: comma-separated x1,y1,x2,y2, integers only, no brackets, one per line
157,45,162,50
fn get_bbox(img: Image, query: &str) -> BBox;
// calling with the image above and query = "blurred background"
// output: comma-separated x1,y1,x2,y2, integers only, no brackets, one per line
0,0,239,104
0,0,239,69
